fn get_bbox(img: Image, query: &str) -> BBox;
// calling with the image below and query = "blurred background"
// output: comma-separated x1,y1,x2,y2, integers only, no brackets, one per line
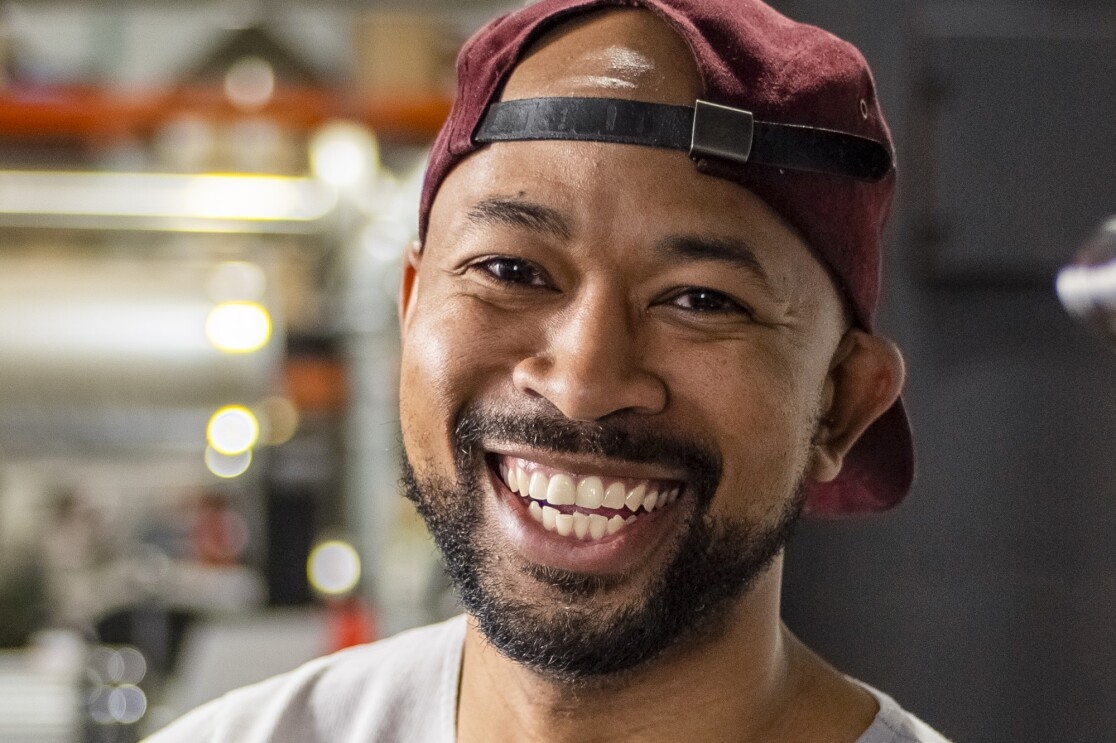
0,1,1110,741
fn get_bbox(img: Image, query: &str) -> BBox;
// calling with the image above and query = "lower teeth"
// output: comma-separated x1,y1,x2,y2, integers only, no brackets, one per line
528,501,640,540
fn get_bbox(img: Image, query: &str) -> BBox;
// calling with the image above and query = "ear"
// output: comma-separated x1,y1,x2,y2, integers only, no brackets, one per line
808,329,905,483
398,240,423,337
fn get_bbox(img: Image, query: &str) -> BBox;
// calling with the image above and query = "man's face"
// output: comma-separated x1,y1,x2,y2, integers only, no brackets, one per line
398,136,848,678
398,9,849,682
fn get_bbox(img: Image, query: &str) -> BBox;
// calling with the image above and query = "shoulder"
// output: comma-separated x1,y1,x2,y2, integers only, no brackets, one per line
143,615,466,743
855,682,954,743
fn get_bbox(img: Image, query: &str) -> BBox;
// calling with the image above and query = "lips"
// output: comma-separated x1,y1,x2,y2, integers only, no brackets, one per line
495,456,683,542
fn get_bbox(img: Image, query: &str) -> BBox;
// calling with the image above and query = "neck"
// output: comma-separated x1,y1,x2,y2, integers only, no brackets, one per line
456,558,853,743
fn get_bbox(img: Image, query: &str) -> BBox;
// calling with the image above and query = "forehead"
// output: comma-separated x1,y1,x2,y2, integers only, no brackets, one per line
500,8,702,105
435,9,763,245
422,6,843,319
433,139,778,239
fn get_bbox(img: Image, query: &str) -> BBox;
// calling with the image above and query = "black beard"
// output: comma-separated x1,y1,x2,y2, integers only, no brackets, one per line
402,405,805,684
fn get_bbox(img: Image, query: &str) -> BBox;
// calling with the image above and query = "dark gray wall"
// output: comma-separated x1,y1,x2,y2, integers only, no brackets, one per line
774,2,1116,740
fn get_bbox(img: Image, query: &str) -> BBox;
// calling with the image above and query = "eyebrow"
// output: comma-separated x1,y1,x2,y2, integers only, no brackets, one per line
654,234,775,289
466,197,573,240
464,199,777,293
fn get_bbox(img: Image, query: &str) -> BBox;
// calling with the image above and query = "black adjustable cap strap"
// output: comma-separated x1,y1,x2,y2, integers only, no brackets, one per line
474,97,892,182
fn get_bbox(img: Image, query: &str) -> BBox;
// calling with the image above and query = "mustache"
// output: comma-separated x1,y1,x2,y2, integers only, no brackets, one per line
452,404,723,493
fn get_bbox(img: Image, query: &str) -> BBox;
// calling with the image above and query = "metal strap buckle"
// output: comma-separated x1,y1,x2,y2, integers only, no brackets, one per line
690,99,755,165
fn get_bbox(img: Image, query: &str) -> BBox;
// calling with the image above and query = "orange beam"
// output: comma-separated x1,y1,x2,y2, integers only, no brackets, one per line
0,84,451,144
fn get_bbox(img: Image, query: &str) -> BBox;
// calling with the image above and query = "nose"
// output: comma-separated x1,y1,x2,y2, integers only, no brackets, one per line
511,290,668,420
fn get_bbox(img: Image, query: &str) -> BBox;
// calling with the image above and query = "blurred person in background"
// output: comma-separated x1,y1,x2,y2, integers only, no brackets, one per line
190,491,249,567
40,489,117,631
148,1,950,741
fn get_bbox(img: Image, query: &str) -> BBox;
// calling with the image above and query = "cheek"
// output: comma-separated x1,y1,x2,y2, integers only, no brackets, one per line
400,307,469,473
399,297,517,473
401,330,453,470
661,344,822,520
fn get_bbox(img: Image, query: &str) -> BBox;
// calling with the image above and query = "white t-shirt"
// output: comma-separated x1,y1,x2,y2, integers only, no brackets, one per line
144,615,951,742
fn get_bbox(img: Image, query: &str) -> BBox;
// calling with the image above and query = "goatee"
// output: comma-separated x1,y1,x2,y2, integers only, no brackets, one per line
402,405,805,683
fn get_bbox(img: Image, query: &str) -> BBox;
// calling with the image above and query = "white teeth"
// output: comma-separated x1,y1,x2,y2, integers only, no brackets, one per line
529,471,548,501
602,482,627,509
572,511,590,539
575,476,604,509
534,508,629,540
530,503,643,541
625,484,646,512
510,461,683,541
546,473,576,506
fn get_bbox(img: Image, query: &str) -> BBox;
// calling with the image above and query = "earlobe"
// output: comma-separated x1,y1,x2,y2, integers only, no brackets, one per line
808,330,905,483
398,240,423,336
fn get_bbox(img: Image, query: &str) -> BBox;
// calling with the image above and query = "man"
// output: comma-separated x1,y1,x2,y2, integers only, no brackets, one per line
149,1,948,741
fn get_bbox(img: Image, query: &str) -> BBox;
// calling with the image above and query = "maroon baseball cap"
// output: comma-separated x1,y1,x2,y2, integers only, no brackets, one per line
418,0,913,516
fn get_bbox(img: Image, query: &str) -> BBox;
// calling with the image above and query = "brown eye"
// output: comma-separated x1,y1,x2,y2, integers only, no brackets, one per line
671,288,752,316
477,257,547,287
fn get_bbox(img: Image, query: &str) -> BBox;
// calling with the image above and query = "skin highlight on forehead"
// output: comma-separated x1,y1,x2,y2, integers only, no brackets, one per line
560,45,658,91
501,8,702,104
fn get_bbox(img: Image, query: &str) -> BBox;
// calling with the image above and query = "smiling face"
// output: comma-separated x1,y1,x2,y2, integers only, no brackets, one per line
398,9,858,681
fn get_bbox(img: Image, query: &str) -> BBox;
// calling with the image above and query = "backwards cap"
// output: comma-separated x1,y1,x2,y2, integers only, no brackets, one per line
419,0,913,516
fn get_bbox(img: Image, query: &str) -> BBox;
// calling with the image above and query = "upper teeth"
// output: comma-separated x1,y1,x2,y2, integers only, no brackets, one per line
498,459,682,541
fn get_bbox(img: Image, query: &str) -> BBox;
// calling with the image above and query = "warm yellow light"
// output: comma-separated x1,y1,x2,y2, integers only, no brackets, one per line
310,122,380,188
206,301,271,353
0,171,336,223
206,406,259,455
182,176,315,221
307,540,361,596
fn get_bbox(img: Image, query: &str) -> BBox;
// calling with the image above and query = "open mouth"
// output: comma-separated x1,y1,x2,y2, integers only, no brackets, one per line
491,455,684,542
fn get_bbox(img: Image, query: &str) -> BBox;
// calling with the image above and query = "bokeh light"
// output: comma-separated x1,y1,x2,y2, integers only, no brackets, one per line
205,301,271,353
224,56,275,111
204,446,252,479
88,685,147,726
86,646,148,726
310,122,380,188
261,396,299,446
307,540,361,596
206,405,259,455
87,646,146,686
